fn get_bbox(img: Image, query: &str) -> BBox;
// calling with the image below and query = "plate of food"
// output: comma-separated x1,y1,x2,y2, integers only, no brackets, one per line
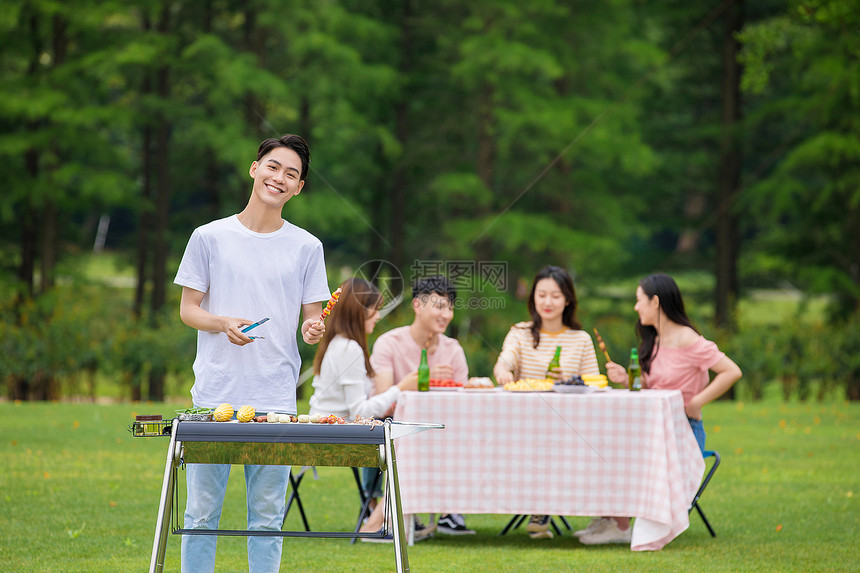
553,384,596,394
554,374,610,393
503,378,555,392
460,377,498,392
429,378,464,391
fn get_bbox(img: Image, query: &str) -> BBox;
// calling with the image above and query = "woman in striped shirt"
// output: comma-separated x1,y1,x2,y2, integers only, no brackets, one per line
493,265,600,386
492,265,600,540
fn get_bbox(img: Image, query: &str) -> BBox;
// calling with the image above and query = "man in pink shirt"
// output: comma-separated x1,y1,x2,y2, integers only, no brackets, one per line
370,275,473,535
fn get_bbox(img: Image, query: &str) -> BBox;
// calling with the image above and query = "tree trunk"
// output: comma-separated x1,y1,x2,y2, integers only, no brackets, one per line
18,152,38,301
134,120,153,319
134,13,154,320
476,83,496,190
18,10,41,302
715,0,743,330
40,202,57,293
147,5,173,402
39,13,68,294
389,0,413,275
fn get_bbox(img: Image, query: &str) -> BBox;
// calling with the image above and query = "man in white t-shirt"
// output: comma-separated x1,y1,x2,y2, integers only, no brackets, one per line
174,134,330,573
370,275,474,536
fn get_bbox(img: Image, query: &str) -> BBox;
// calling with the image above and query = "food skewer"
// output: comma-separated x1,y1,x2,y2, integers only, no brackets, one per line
317,287,343,324
592,327,612,363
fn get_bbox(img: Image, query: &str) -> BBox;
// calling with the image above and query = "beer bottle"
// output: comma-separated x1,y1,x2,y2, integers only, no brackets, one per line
417,348,430,392
546,346,562,378
628,348,642,391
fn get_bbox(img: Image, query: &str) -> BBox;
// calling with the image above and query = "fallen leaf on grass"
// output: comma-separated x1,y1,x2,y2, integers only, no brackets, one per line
776,524,783,532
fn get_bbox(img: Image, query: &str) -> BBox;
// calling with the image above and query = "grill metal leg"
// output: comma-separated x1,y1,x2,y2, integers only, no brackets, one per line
150,423,179,573
385,424,409,573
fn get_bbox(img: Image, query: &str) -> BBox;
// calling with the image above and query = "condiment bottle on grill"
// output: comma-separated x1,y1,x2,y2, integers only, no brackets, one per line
628,348,642,391
418,348,430,391
546,345,562,378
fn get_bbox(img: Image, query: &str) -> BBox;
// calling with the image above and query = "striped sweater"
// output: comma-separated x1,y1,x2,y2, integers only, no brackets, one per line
497,322,600,380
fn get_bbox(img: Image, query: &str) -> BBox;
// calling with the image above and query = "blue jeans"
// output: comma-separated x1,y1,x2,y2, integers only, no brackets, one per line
181,463,290,573
688,418,706,454
361,467,384,499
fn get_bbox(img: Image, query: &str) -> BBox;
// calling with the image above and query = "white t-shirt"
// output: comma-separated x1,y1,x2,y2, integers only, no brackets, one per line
308,335,402,420
174,215,330,413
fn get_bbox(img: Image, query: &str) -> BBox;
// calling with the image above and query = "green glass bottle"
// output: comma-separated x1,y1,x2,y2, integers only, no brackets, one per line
546,346,562,378
417,348,430,392
628,348,642,391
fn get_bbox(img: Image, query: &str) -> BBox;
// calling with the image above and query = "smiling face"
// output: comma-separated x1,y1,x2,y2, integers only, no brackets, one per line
634,285,660,326
413,293,454,335
533,278,567,325
248,146,305,210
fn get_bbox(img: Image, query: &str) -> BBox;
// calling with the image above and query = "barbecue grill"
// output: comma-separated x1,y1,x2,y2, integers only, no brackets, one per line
135,418,441,573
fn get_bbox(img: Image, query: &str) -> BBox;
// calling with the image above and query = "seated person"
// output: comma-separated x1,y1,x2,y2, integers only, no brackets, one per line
370,275,473,536
492,265,600,540
307,278,420,542
581,273,742,546
308,277,417,420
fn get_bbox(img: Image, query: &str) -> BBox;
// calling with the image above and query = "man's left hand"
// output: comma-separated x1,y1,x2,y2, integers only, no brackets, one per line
302,319,325,344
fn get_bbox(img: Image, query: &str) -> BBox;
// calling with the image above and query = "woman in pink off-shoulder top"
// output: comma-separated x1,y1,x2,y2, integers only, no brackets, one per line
578,273,742,546
605,273,742,450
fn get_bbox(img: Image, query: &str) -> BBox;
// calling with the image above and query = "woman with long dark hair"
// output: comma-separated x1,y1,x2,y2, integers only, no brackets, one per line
606,273,742,443
577,273,742,546
309,277,417,420
493,265,599,387
492,265,600,540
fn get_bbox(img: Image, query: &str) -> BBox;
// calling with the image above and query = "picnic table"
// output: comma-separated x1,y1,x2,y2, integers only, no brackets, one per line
393,387,704,550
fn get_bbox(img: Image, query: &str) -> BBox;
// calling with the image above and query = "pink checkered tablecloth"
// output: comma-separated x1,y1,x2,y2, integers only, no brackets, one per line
393,388,705,551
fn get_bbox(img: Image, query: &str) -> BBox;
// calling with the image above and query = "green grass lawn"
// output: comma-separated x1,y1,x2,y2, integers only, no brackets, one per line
0,397,857,572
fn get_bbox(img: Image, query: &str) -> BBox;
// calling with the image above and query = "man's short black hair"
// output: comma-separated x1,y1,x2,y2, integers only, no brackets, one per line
411,275,457,304
256,134,311,180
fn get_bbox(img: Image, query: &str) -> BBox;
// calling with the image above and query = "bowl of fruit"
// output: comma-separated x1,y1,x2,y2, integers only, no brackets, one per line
553,375,597,394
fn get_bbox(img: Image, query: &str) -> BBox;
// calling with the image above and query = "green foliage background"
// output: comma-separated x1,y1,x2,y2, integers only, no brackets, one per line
1,1,859,401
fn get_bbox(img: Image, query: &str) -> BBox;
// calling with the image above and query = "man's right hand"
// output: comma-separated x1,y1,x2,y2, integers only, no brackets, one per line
225,317,256,346
429,364,454,380
180,287,255,346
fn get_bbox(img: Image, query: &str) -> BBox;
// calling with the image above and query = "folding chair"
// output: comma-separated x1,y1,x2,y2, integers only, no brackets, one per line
284,466,382,540
351,467,383,544
689,449,721,537
499,515,571,537
284,467,312,531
